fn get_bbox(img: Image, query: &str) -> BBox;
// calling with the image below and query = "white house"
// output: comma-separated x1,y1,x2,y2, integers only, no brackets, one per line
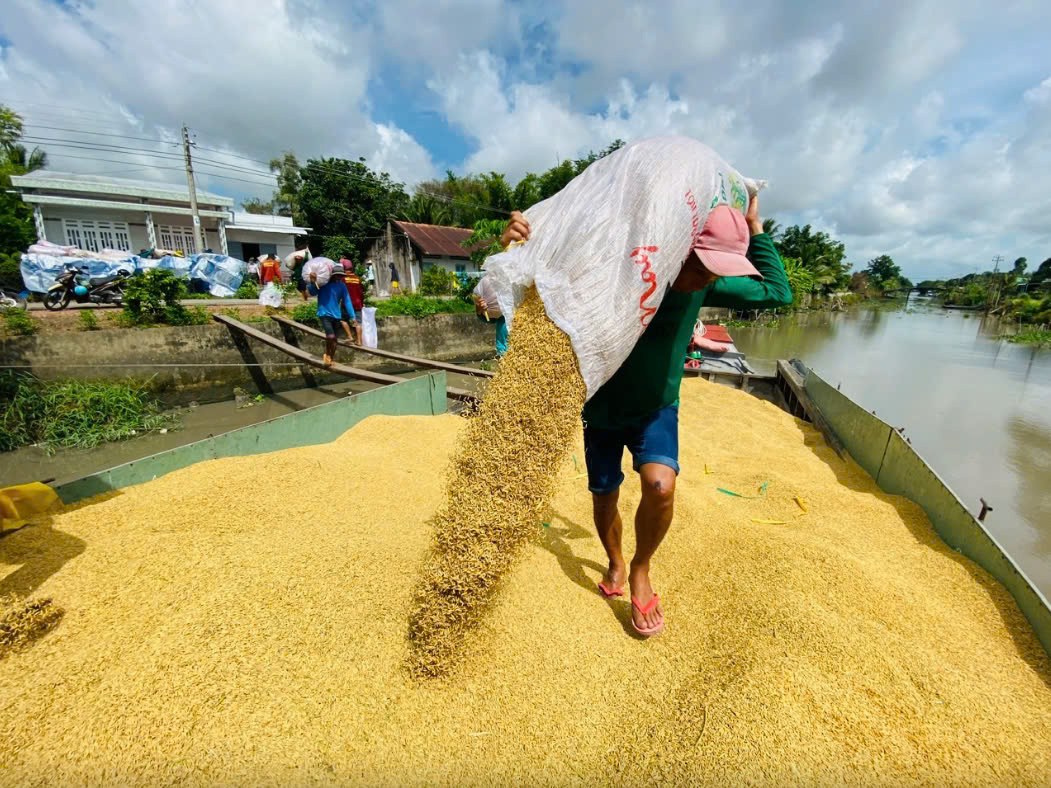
10,171,309,260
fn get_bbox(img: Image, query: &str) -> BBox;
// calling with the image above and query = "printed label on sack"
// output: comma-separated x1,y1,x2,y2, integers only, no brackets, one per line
631,245,660,326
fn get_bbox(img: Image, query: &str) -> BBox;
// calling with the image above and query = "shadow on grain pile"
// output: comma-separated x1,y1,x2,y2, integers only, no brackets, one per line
407,287,586,678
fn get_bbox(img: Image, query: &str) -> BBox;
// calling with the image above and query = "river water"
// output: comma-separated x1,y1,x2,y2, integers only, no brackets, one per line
731,299,1051,598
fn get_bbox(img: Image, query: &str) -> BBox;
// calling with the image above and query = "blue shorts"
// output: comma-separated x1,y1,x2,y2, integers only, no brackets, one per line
583,404,680,495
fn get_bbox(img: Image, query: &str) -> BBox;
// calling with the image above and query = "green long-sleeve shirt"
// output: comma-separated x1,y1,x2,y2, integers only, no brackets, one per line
582,233,792,429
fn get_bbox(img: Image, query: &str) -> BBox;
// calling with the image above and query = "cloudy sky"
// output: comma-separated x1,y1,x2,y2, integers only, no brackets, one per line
1,0,1049,280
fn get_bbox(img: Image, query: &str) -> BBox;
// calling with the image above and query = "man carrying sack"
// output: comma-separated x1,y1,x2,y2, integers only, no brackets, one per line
501,194,792,636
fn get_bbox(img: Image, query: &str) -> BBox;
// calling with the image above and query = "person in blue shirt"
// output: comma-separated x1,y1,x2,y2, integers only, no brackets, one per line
308,266,356,367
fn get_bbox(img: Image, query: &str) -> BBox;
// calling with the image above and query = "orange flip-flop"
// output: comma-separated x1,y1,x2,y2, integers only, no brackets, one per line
597,581,624,598
631,594,664,636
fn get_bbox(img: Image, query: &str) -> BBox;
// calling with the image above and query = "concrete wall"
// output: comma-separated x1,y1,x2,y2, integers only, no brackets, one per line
37,205,228,253
0,313,495,406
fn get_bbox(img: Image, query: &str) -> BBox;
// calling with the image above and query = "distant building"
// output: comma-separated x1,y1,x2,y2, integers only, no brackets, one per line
363,220,480,295
10,171,309,259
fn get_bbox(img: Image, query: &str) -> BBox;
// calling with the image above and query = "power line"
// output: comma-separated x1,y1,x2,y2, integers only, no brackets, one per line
21,123,180,146
13,123,514,217
9,100,135,120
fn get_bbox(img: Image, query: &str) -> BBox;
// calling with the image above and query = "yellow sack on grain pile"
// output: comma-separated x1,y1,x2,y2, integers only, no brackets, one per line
0,483,60,533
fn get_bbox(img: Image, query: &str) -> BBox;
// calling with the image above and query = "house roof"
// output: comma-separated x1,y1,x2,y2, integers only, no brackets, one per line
392,220,474,259
10,170,233,207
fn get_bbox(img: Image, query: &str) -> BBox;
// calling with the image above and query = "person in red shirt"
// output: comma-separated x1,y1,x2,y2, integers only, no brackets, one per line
341,258,364,345
259,254,283,285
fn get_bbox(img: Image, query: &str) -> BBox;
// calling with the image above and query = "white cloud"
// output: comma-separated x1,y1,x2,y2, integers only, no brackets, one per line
1,0,1049,279
0,0,438,196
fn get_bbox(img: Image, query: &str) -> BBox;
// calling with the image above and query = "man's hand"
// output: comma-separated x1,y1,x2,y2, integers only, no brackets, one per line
500,211,531,247
473,294,487,317
746,195,763,236
309,272,317,283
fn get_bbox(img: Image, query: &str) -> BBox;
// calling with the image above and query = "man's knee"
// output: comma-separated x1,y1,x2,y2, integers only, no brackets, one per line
639,465,676,503
592,489,620,519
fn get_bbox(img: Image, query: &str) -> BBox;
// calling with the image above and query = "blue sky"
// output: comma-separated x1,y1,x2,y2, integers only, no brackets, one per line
2,0,1051,280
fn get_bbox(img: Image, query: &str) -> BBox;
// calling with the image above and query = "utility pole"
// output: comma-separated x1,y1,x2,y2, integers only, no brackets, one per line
386,220,395,294
991,255,1005,310
181,125,204,254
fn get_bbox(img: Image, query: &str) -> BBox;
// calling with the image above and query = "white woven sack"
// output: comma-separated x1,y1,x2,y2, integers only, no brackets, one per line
303,257,334,288
361,306,378,348
482,135,762,399
259,282,284,308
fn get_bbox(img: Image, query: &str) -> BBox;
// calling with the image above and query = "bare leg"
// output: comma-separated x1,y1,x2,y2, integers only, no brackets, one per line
355,322,363,345
592,490,626,593
342,320,353,341
629,463,676,631
324,337,337,366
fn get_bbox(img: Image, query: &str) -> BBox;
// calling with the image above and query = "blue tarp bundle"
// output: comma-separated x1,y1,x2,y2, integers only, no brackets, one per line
20,252,246,298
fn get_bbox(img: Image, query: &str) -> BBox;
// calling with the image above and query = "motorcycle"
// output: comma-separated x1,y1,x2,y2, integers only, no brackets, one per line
0,287,28,311
44,265,131,311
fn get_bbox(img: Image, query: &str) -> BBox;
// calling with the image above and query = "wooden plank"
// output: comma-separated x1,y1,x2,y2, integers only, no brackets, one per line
212,314,478,402
270,315,495,379
776,359,845,458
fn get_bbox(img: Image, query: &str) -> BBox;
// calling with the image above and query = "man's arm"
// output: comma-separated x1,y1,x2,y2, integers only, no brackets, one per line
704,234,793,309
705,196,792,309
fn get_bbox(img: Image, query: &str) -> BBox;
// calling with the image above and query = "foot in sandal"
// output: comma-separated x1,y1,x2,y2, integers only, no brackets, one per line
629,563,664,636
597,561,626,598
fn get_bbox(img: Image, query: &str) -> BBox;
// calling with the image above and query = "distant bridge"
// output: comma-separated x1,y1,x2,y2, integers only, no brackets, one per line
882,286,947,296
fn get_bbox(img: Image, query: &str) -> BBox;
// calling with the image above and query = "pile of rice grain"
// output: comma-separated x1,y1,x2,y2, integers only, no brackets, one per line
408,286,586,677
1,377,1049,785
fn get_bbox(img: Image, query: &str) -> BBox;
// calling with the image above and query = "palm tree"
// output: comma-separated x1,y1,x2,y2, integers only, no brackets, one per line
762,217,781,241
6,144,47,172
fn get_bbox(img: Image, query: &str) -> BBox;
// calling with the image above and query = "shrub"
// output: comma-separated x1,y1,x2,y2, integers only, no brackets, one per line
78,310,100,331
123,269,198,326
374,294,473,319
290,300,319,326
2,309,38,336
235,279,260,299
456,273,480,303
419,266,457,296
0,252,24,292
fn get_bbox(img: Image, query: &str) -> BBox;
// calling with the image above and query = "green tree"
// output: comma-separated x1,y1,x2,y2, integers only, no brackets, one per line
761,218,781,241
1012,257,1028,277
462,218,509,268
776,224,850,295
241,197,274,214
321,234,356,261
0,105,42,258
865,255,907,290
1030,258,1051,286
297,157,409,263
0,106,23,151
781,256,814,305
5,144,47,172
403,190,453,226
512,173,541,210
269,152,303,220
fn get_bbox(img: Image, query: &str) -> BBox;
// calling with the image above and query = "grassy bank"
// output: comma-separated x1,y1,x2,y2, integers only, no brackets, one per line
1005,328,1051,347
0,372,173,453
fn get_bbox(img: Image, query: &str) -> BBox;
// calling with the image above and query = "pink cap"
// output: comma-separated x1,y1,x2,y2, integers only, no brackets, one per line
691,205,762,279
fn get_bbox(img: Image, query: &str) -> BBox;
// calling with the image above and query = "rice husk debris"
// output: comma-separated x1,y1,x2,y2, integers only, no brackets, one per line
408,286,586,677
0,596,63,659
1,377,1049,784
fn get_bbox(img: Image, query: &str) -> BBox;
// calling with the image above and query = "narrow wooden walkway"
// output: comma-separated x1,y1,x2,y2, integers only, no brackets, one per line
269,315,495,379
212,314,478,403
